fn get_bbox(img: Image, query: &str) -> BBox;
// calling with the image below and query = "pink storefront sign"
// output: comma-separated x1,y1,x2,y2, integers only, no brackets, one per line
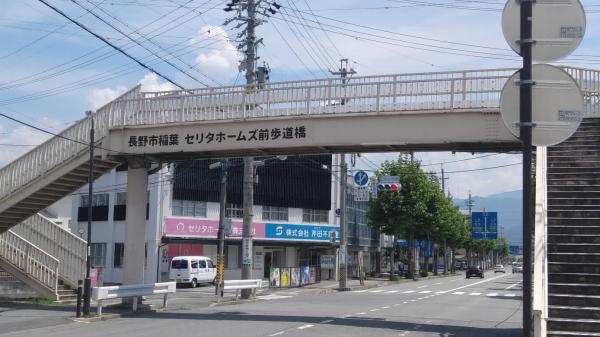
164,217,266,239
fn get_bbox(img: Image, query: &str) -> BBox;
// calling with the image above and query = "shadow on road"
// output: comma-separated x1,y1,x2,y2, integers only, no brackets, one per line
126,311,521,337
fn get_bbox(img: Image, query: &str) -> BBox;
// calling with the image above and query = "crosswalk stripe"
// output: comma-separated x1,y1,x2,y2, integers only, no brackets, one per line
452,292,465,295
418,290,432,294
402,290,415,293
487,293,499,297
386,290,399,293
469,293,481,296
504,293,516,297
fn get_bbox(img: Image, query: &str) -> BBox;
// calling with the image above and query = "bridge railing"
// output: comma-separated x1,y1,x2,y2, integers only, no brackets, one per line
109,68,519,127
10,214,86,288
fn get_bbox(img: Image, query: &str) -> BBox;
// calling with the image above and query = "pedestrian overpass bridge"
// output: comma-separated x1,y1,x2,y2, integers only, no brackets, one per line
0,66,599,233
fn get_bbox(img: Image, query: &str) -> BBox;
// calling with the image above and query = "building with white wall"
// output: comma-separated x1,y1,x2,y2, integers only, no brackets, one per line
70,155,381,285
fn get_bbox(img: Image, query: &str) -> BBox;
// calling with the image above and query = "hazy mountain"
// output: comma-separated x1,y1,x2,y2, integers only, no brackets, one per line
453,190,522,246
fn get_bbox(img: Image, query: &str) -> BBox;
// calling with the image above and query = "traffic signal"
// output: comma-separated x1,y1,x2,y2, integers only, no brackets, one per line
377,183,400,192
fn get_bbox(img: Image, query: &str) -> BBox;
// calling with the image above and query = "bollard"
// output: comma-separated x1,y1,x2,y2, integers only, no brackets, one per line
76,279,83,318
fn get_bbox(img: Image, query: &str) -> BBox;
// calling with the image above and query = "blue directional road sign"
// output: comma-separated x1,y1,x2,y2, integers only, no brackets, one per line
471,211,498,240
353,170,369,186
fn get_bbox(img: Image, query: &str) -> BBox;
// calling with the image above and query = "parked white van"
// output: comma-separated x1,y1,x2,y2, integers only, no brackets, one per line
169,256,217,288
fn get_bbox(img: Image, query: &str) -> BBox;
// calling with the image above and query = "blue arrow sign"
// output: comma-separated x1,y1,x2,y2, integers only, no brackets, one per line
353,170,369,186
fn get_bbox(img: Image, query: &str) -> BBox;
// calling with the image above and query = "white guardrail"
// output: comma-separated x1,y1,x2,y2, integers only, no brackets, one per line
0,230,59,294
223,279,262,299
92,281,176,316
533,146,548,337
0,67,598,206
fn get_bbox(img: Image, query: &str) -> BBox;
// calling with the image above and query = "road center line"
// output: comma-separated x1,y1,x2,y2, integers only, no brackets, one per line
297,325,314,330
440,274,507,293
320,319,334,324
417,285,428,289
268,332,285,336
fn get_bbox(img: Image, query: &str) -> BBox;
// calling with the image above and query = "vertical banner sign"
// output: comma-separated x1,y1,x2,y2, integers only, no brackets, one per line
339,246,347,266
242,237,253,265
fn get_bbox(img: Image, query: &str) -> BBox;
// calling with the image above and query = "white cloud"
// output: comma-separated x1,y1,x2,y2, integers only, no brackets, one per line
86,85,127,110
138,73,177,92
191,25,240,81
0,118,60,168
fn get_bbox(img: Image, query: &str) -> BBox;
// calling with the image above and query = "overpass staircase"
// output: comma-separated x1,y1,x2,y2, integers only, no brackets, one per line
0,213,87,301
546,118,600,336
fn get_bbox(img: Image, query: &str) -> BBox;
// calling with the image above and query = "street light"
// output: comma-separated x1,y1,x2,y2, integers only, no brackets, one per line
83,110,94,316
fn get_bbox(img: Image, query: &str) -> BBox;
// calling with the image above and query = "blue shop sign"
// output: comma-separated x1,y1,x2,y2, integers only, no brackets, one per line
265,223,340,241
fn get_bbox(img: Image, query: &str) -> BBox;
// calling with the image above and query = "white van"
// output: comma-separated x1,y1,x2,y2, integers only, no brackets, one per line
169,256,217,288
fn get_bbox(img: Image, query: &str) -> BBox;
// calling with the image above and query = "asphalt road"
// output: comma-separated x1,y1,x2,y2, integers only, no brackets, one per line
0,271,523,337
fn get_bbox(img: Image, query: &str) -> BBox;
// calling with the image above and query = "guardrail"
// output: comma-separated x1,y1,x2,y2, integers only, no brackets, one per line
0,230,59,294
223,279,262,299
92,281,176,316
10,214,86,288
533,146,548,337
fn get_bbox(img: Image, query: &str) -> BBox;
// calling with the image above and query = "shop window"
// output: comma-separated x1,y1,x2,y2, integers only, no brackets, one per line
172,199,207,217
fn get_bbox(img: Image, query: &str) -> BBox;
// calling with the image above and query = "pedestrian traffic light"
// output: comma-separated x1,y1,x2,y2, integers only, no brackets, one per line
377,183,400,192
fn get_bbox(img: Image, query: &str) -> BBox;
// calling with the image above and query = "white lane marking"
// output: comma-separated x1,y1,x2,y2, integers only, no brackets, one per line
382,306,390,309
297,325,314,330
469,293,482,296
435,291,448,294
371,290,384,293
320,319,334,324
452,292,465,295
417,285,428,289
387,290,399,293
417,298,424,300
353,290,368,293
505,280,523,290
418,290,432,294
411,299,417,302
269,332,285,336
487,293,499,297
394,304,401,306
342,315,352,318
403,290,415,293
403,301,409,304
370,308,380,312
257,294,293,300
440,274,507,294
504,293,516,297
356,312,366,315
433,283,441,285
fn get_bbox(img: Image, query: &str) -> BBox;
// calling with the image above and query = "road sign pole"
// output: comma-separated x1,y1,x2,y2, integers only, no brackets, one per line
520,0,533,335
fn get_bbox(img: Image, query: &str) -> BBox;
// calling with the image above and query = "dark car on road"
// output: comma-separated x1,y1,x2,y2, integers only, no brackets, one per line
466,266,484,279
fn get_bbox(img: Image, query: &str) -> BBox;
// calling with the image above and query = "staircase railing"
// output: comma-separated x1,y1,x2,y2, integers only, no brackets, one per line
0,230,59,294
533,146,548,337
10,214,86,287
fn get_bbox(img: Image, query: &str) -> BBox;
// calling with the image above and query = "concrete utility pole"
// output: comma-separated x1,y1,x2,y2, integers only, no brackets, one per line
241,0,257,300
83,110,94,316
330,59,356,291
212,160,228,301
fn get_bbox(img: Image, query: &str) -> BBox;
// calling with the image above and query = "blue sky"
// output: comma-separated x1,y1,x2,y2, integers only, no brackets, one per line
0,0,598,199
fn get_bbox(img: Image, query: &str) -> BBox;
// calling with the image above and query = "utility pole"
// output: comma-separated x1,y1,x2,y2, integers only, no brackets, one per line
211,160,228,301
224,0,280,299
330,59,355,291
440,166,449,197
83,110,94,316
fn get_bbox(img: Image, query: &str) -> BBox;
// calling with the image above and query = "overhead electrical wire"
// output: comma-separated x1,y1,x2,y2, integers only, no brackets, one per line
37,0,186,89
270,21,319,78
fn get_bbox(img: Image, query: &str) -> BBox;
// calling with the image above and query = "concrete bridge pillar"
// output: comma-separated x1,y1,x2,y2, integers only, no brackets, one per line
123,163,148,285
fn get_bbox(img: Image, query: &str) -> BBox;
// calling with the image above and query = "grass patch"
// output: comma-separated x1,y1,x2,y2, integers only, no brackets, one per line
28,297,57,305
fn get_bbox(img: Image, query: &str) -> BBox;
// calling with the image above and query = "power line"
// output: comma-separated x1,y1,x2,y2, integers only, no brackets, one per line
270,21,319,78
420,153,506,167
37,0,186,89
